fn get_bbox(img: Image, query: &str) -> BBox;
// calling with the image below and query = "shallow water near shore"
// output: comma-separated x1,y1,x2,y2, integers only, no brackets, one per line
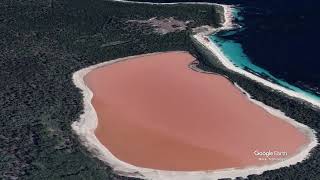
127,0,320,99
209,5,320,102
209,34,320,101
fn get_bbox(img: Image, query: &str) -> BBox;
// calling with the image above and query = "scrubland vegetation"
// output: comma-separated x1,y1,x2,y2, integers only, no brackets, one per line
1,0,319,179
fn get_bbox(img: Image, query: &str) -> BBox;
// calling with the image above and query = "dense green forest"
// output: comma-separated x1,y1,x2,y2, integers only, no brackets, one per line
1,0,319,179
192,38,320,180
0,0,222,179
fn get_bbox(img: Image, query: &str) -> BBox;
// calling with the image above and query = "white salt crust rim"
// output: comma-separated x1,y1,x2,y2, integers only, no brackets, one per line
72,2,318,180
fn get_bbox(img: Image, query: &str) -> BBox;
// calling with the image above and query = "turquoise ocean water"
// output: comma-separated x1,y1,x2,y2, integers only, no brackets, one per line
209,9,320,101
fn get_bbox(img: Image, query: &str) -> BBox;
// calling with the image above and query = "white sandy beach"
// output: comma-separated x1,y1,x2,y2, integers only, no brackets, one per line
71,1,318,180
193,6,320,108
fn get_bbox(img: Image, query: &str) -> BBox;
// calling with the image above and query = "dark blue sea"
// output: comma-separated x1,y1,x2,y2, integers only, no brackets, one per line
134,0,320,100
208,0,320,100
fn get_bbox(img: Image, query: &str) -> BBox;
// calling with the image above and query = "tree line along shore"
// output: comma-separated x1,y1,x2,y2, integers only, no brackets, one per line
1,0,319,179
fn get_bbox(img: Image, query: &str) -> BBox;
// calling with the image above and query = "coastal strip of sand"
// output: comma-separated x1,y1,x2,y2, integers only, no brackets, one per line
193,4,320,108
72,51,317,180
112,0,320,107
71,1,318,179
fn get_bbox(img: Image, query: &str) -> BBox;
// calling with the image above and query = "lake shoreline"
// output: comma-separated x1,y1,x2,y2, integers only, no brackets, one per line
71,1,318,179
72,50,317,179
